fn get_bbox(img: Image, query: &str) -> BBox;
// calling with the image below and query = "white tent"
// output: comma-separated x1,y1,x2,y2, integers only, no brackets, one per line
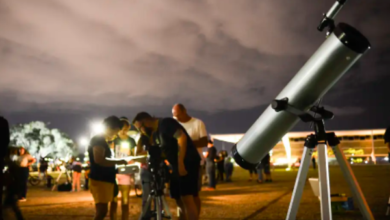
210,129,386,167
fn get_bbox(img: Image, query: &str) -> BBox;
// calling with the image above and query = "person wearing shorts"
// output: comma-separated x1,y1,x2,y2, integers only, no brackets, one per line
172,103,208,216
88,116,129,220
111,117,137,220
133,112,201,220
71,157,82,192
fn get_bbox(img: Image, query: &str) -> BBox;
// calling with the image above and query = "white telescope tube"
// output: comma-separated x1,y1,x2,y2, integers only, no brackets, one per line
232,23,370,169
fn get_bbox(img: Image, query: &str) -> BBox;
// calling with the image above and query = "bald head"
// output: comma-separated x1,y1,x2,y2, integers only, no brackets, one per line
172,103,191,122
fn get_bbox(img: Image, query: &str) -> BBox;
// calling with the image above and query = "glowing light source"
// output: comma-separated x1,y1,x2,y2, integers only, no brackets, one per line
91,122,105,135
79,137,89,146
282,135,291,169
121,142,130,149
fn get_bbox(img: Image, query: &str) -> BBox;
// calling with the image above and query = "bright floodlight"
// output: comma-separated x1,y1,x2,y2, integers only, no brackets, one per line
121,142,130,149
79,137,89,146
91,122,105,134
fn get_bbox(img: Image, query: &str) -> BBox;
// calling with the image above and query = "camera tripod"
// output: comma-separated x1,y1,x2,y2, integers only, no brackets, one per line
272,98,374,220
141,161,172,220
51,164,72,191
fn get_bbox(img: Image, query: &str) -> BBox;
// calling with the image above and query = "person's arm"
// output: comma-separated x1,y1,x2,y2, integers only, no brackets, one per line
136,135,149,156
192,121,208,148
93,146,127,167
174,128,187,165
27,155,36,166
204,150,209,158
173,128,188,176
129,138,136,156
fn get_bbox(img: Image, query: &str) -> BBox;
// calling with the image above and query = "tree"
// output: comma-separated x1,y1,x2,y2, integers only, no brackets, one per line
9,121,75,159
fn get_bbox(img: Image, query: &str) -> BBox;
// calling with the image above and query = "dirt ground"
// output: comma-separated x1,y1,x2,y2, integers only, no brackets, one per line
6,165,390,219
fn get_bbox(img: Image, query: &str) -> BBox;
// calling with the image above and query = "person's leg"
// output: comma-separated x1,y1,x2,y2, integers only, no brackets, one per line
265,164,272,182
221,167,225,181
139,168,152,220
180,195,198,220
95,203,109,220
22,168,29,199
208,164,216,188
225,168,230,182
257,167,263,183
175,198,187,220
72,171,77,191
217,167,223,181
197,164,202,191
77,172,82,191
110,198,118,220
119,185,130,220
90,179,114,220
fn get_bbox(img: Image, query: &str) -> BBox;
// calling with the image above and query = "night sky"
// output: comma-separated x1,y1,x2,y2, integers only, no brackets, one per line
0,0,389,141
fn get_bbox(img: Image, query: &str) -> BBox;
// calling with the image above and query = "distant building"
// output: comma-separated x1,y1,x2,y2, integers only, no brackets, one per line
211,129,387,167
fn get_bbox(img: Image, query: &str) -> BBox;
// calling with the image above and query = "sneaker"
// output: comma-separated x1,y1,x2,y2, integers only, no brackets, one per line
19,198,27,202
257,180,263,184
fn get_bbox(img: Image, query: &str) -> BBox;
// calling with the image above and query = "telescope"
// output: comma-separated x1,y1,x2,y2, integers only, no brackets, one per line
231,0,370,169
232,1,374,219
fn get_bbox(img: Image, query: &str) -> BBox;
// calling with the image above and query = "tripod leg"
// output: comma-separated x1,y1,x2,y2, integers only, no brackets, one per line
51,171,63,191
142,195,153,219
156,197,162,220
317,143,332,220
286,147,314,220
332,145,374,220
161,196,173,219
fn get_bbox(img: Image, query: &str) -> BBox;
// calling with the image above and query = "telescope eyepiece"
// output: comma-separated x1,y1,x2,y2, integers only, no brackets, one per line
272,98,289,112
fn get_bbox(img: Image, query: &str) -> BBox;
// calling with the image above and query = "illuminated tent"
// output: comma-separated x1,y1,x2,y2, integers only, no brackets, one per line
210,129,387,167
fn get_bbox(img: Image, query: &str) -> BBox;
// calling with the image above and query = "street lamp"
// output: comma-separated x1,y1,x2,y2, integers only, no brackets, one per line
91,122,105,136
79,137,89,146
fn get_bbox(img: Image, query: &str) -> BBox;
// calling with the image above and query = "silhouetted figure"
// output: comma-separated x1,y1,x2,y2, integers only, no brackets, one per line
1,116,25,220
216,152,225,181
224,156,233,182
262,153,272,182
204,140,217,190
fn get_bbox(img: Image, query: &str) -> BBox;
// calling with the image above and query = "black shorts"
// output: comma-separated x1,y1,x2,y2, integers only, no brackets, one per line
169,162,199,199
263,164,271,174
249,167,257,174
73,165,82,173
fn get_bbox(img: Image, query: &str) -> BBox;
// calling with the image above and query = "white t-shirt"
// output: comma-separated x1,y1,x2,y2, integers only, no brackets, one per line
177,117,208,165
16,154,34,167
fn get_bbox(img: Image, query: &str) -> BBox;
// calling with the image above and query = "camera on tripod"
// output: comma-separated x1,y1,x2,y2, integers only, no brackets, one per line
141,145,173,219
147,145,169,190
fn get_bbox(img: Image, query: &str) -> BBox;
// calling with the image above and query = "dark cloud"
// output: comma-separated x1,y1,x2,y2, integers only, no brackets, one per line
0,0,389,138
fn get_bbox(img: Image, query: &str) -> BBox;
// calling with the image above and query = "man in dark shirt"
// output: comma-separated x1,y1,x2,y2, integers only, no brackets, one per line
132,112,201,220
88,116,129,220
204,140,217,190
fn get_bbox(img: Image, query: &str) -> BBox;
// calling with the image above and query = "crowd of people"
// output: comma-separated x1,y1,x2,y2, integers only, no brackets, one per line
85,103,247,220
0,105,274,220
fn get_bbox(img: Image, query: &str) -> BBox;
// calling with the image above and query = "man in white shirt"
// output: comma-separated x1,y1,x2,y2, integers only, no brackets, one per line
172,103,208,217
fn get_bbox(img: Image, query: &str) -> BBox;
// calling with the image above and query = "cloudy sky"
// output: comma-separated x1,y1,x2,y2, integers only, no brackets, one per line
0,0,389,140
